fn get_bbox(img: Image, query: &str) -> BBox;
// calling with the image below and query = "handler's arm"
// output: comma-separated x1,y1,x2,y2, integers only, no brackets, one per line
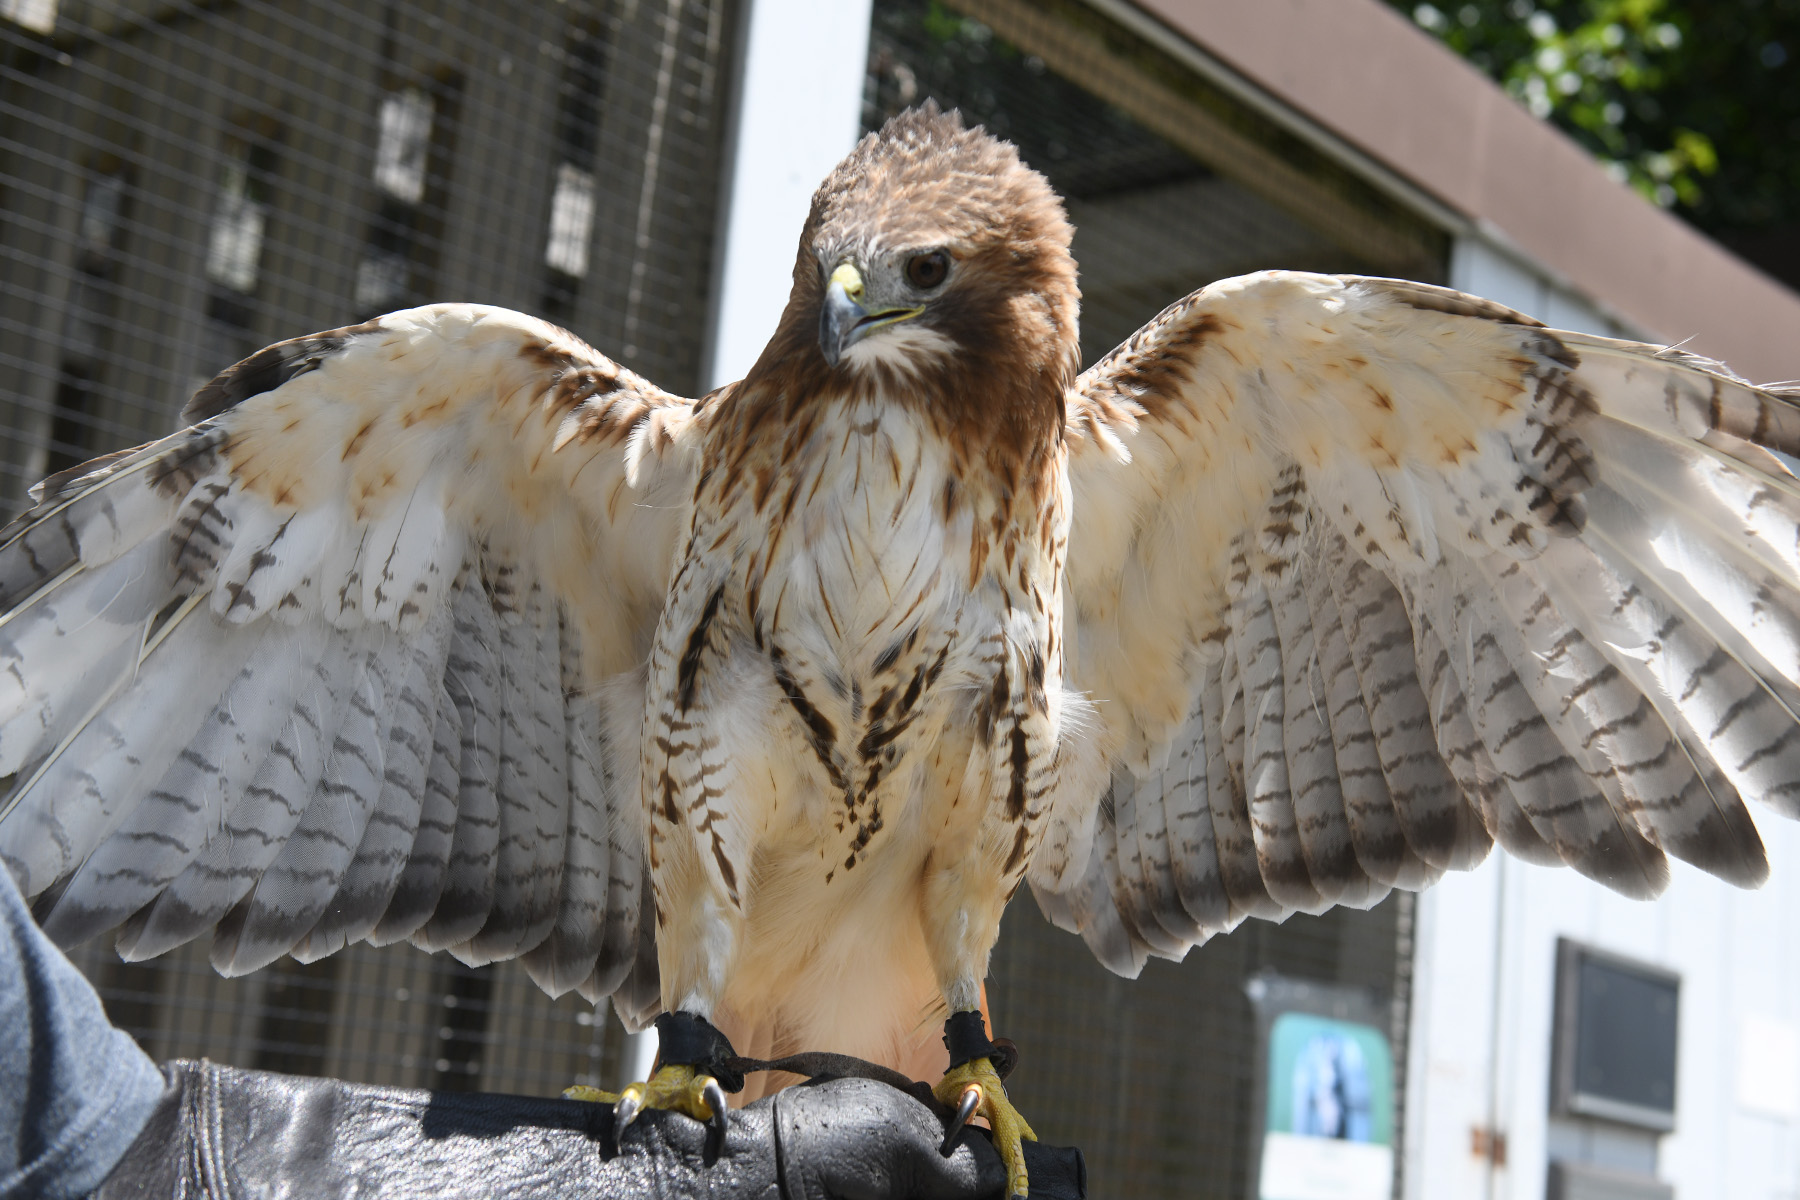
0,868,168,1200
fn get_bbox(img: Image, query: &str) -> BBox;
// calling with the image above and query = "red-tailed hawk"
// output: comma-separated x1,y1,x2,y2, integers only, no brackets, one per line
3,105,1797,1197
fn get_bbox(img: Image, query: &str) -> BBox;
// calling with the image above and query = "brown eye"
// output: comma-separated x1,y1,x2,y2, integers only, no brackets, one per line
905,251,949,290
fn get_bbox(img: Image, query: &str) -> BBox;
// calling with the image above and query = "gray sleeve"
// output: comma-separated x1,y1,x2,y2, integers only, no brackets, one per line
0,868,168,1200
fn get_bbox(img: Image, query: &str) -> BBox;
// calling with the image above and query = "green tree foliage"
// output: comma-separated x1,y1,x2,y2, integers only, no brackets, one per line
1392,0,1799,272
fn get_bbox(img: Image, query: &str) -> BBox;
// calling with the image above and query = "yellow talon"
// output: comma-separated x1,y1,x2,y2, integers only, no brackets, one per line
934,1055,1035,1199
572,1064,731,1160
613,1064,723,1123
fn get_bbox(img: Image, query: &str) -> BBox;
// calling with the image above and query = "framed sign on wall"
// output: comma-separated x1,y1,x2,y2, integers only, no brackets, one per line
1248,973,1396,1200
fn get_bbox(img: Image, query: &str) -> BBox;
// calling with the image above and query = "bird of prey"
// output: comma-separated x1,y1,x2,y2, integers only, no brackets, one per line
3,103,1798,1197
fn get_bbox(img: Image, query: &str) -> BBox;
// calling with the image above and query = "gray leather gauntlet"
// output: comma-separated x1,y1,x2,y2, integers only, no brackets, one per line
94,1060,1084,1199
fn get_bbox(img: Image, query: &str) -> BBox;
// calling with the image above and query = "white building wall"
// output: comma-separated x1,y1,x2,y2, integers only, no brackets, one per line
1404,237,1800,1200
703,0,873,388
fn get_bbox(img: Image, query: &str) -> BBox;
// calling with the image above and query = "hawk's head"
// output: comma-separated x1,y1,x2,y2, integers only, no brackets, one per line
781,104,1079,398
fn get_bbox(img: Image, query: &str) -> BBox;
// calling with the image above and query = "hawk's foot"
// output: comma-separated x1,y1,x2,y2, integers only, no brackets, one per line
934,1055,1037,1199
568,1063,729,1159
568,1012,741,1160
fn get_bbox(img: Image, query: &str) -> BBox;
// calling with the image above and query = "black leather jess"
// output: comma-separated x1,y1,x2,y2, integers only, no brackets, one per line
93,1059,1085,1199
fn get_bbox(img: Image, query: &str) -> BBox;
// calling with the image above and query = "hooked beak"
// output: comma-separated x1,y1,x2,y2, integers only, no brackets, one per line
819,261,922,367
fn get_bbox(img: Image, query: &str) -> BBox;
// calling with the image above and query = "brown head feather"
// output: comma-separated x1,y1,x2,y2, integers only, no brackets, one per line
722,103,1079,506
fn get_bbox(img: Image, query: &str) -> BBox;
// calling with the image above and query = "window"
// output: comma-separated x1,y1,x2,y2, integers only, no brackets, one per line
0,0,54,34
205,136,277,295
355,75,461,319
356,88,437,314
544,163,597,280
47,162,131,475
373,88,434,205
1552,939,1680,1131
541,23,610,317
200,123,281,378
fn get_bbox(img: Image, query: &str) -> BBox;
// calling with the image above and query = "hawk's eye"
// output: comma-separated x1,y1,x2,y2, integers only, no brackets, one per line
905,251,950,291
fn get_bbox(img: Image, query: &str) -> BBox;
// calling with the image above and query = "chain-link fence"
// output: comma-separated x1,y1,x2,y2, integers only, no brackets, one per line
4,0,1439,1194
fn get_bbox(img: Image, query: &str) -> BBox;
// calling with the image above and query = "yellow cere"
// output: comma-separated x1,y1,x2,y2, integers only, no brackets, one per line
829,261,864,298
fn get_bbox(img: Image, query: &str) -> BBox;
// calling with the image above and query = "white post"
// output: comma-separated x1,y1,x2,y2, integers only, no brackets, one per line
703,0,875,388
626,1025,661,1086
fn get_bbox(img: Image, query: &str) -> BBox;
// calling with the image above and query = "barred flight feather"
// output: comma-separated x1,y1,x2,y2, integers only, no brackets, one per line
1229,551,1323,914
1265,555,1376,907
416,573,505,951
1111,774,1195,956
298,604,455,958
0,603,245,899
519,617,616,996
458,579,569,964
116,631,361,960
369,678,465,945
212,628,410,975
1206,644,1281,921
604,873,662,1032
1154,689,1233,936
1321,538,1489,872
44,619,334,950
1297,527,1440,891
1481,550,1764,883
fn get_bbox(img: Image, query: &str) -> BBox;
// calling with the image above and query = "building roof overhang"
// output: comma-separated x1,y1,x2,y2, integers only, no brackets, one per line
1130,0,1800,382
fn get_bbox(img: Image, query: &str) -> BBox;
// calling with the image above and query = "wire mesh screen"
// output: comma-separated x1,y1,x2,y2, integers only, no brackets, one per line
1,0,736,1097
869,2,1439,1195
0,0,734,511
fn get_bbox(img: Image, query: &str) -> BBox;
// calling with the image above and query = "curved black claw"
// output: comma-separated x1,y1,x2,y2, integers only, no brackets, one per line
701,1076,729,1163
613,1088,643,1144
939,1083,982,1156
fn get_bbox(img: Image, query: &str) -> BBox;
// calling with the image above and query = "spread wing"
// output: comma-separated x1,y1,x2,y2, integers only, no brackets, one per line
0,304,701,1004
1038,270,1800,976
